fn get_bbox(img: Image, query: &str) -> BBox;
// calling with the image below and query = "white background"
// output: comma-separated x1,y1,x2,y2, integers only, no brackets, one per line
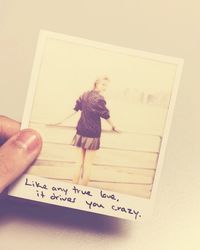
0,1,199,249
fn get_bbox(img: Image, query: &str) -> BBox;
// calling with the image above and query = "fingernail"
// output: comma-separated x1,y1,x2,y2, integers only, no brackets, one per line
15,130,41,152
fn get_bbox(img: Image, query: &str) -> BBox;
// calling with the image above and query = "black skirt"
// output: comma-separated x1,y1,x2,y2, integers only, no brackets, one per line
72,134,100,150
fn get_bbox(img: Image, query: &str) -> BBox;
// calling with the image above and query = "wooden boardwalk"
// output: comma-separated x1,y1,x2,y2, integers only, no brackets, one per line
27,122,161,199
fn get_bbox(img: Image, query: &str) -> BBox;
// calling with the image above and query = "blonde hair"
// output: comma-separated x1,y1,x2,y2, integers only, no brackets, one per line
93,76,110,88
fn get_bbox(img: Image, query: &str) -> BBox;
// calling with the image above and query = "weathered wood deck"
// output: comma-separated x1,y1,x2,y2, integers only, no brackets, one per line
27,122,161,199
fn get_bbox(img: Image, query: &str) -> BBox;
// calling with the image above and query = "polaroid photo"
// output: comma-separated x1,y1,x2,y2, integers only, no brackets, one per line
8,30,184,221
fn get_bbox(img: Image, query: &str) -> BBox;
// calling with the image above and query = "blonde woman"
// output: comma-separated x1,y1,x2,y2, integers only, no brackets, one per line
58,76,119,185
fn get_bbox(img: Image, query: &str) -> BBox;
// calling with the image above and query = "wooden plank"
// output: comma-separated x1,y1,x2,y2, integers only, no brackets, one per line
38,142,158,169
101,132,160,152
29,122,161,152
29,103,168,136
58,179,152,198
95,148,158,169
27,167,152,198
27,164,154,184
34,159,155,176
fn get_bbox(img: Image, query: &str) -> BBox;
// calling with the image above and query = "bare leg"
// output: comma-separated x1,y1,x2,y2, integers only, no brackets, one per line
72,148,85,184
80,150,96,186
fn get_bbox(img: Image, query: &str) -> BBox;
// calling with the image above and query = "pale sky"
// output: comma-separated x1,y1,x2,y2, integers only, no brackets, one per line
30,37,177,122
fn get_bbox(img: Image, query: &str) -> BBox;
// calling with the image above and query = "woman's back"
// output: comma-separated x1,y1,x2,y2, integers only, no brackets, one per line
74,90,110,138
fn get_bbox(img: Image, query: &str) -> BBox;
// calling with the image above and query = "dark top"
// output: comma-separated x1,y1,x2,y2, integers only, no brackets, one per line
74,90,110,138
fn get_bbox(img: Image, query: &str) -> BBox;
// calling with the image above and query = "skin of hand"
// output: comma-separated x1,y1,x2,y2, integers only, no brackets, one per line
106,118,121,133
112,126,121,133
0,116,42,193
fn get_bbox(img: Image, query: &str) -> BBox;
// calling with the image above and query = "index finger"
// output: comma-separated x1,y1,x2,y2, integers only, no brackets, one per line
0,116,21,140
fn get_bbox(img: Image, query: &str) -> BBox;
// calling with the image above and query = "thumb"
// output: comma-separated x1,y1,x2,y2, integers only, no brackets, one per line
0,129,42,193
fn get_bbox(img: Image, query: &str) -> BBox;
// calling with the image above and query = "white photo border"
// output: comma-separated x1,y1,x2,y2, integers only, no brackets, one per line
8,30,184,221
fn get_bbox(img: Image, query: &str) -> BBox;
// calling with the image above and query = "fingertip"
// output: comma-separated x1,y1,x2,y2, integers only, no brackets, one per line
0,127,43,193
16,128,43,152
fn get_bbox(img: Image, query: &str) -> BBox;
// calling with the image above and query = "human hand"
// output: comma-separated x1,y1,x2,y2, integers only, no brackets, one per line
0,116,42,193
112,126,121,133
